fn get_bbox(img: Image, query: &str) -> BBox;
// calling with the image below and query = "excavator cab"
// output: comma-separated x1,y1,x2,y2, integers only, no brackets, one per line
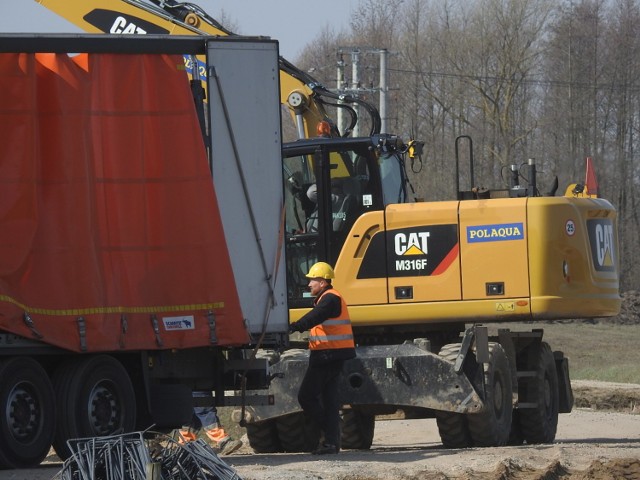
283,135,408,308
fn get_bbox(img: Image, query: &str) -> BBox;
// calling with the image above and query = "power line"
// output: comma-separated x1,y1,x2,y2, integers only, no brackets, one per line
388,66,640,93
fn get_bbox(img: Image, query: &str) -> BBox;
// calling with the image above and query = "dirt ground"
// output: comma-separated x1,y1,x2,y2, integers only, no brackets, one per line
3,381,639,480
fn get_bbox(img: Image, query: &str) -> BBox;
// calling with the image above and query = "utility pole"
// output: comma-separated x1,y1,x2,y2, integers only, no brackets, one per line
379,48,388,133
336,53,345,136
351,49,360,137
335,46,390,136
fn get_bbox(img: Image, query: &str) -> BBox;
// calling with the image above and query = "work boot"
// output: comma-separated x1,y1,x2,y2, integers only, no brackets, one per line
312,443,339,455
219,437,243,455
177,429,198,445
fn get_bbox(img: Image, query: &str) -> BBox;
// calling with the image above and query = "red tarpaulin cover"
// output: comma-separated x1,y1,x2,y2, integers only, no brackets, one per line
0,52,249,352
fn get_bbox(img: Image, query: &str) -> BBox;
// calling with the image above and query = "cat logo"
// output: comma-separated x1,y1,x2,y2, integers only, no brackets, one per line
110,16,147,34
394,231,430,272
83,9,170,35
394,231,430,256
587,219,616,272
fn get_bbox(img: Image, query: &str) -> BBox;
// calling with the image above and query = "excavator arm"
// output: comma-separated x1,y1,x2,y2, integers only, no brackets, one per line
36,0,379,138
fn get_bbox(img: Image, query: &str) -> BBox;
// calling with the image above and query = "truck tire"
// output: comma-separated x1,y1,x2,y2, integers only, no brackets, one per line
246,419,281,453
517,341,559,444
467,343,513,447
52,355,136,459
435,344,472,448
340,409,375,450
0,358,55,468
276,412,319,452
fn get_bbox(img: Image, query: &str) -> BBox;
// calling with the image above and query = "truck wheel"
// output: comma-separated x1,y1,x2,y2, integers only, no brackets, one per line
0,358,55,468
52,355,136,459
435,344,472,448
467,343,513,447
518,342,559,443
276,412,319,452
246,419,281,453
340,409,374,450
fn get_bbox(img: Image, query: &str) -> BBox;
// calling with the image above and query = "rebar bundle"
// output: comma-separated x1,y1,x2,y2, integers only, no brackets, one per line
54,431,242,480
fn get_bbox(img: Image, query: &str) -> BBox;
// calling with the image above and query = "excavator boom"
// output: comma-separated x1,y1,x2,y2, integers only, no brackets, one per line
36,0,379,138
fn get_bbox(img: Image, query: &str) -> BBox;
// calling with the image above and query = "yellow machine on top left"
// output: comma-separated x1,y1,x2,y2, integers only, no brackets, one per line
36,0,381,140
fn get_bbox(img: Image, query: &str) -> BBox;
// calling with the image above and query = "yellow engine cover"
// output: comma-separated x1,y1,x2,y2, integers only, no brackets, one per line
329,195,620,327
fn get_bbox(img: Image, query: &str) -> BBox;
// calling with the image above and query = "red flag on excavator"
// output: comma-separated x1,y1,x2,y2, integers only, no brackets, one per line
585,156,599,196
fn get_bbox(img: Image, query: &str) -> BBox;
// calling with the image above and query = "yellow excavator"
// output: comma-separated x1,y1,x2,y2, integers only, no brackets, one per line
36,0,380,140
39,0,621,454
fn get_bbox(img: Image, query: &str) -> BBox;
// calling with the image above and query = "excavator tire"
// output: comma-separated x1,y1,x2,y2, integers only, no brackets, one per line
517,341,559,444
435,344,472,448
246,419,281,453
340,409,375,450
276,412,319,452
467,343,513,447
508,409,525,445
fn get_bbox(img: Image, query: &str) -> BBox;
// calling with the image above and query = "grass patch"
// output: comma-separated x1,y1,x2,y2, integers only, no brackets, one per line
483,321,640,385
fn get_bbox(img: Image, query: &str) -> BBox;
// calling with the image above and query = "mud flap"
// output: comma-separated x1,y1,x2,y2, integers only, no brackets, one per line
555,351,574,413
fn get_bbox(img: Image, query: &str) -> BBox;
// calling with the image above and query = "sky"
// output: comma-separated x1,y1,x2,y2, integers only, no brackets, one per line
0,0,356,60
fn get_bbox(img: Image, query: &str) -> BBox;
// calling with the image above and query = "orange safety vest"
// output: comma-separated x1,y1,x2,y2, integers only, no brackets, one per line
308,289,355,351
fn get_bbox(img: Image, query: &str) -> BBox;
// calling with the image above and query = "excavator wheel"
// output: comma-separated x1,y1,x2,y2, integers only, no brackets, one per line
276,412,319,452
517,341,559,444
435,344,472,448
467,343,513,447
340,409,375,450
245,419,282,453
508,409,525,445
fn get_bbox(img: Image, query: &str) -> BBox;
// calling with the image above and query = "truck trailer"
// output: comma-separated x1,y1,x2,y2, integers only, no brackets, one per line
0,34,288,468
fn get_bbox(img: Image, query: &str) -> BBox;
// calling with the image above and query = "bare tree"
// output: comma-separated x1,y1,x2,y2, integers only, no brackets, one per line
291,0,640,290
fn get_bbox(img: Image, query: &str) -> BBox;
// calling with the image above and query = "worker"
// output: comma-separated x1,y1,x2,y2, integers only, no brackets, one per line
179,403,243,455
288,262,356,455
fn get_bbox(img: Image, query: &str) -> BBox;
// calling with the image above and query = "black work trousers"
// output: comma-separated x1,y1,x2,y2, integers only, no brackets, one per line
297,359,344,448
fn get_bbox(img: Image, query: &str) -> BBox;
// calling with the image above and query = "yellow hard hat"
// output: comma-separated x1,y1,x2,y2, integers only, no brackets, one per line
306,262,335,279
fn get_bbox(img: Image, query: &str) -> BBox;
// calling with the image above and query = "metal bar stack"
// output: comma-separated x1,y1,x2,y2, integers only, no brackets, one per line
54,432,242,480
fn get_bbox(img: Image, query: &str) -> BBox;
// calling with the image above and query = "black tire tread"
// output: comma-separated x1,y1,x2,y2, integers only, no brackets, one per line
467,343,513,447
518,341,559,444
0,358,55,468
340,409,375,450
276,412,319,452
435,344,472,449
246,419,281,453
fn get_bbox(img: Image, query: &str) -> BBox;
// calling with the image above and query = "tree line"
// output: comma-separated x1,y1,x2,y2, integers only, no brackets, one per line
294,0,640,293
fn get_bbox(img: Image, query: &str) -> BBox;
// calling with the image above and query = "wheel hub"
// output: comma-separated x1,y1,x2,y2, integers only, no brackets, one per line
6,384,40,442
89,383,119,435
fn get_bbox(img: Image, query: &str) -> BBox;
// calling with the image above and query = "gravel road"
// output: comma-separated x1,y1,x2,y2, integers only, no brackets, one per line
3,386,639,480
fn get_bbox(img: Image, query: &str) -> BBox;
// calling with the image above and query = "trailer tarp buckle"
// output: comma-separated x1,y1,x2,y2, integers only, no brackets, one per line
207,310,217,345
77,316,87,352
